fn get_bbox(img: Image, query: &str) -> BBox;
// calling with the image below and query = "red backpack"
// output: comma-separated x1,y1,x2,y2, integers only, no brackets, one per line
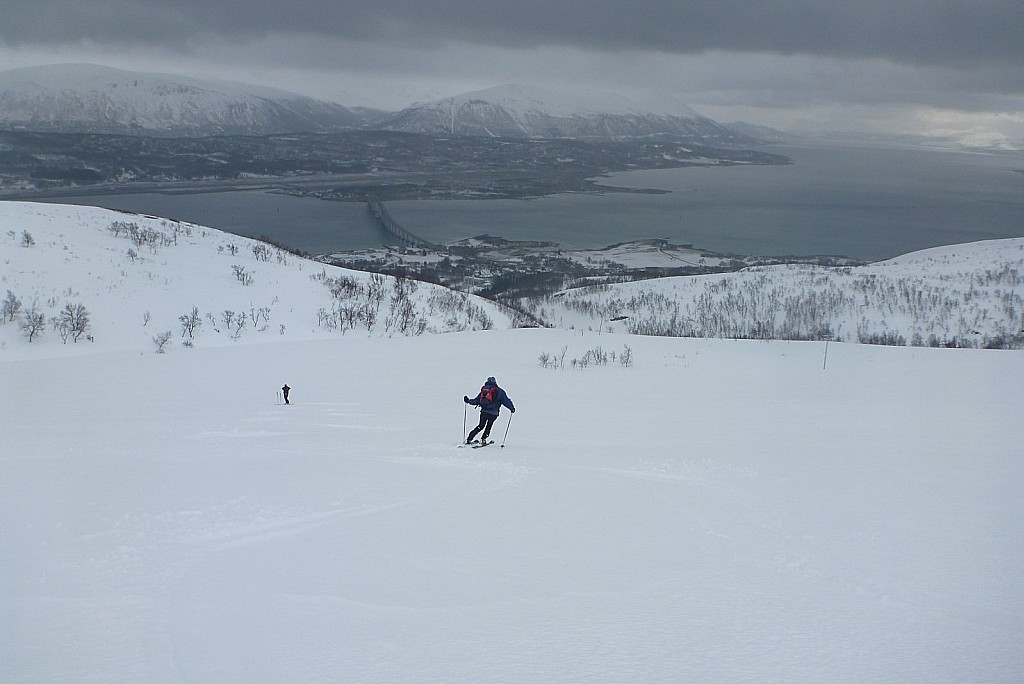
478,385,497,404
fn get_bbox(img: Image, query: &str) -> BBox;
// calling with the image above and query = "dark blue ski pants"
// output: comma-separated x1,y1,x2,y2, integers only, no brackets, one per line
468,411,498,441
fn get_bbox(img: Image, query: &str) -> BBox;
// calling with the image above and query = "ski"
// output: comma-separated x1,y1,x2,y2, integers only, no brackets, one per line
471,440,494,449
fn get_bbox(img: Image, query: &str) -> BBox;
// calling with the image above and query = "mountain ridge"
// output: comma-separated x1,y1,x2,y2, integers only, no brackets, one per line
379,83,752,143
0,63,371,136
0,65,751,142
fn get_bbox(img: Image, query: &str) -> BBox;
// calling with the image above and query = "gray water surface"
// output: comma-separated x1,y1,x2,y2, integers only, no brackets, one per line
29,142,1024,261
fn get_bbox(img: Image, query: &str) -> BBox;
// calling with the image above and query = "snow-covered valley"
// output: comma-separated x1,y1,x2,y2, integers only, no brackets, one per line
2,202,1022,682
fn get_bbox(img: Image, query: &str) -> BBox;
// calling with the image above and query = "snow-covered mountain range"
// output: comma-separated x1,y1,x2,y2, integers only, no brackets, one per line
0,64,372,136
379,84,750,142
0,65,748,142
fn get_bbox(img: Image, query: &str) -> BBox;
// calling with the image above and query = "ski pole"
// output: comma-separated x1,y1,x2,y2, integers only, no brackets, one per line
463,402,468,442
500,413,513,448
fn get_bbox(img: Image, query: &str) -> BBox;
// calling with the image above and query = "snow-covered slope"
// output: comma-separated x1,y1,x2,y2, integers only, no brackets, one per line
0,201,517,359
533,239,1024,348
380,84,750,142
5,200,1023,356
3,319,1022,683
0,64,368,136
2,200,1023,682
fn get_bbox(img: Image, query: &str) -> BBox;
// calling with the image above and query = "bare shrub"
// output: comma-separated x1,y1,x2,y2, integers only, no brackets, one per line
179,306,202,339
153,331,173,353
21,305,46,342
2,290,22,323
232,265,254,286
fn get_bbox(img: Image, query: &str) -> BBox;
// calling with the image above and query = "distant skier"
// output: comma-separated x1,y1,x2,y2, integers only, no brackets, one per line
282,384,291,405
464,376,514,445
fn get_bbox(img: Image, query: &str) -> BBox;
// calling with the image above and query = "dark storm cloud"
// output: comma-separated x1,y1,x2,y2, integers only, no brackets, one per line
3,0,1022,68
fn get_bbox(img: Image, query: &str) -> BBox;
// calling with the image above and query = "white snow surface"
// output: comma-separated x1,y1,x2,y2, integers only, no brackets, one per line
2,202,1023,682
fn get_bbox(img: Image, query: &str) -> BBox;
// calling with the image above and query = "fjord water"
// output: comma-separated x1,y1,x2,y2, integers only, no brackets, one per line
388,143,1024,261
38,142,1024,261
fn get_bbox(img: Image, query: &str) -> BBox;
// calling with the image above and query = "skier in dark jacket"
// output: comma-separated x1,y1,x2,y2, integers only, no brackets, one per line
464,376,515,445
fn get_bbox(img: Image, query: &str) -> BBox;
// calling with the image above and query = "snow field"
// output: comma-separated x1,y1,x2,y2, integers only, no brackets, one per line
3,328,1022,683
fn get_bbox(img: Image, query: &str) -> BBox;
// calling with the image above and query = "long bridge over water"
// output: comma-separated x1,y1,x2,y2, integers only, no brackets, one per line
367,197,441,250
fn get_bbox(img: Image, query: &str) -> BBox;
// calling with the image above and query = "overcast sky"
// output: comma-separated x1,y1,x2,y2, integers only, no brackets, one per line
2,1,1022,143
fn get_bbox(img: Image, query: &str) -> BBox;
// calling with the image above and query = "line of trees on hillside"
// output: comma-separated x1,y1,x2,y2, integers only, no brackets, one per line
312,271,503,336
3,290,92,344
525,264,1024,349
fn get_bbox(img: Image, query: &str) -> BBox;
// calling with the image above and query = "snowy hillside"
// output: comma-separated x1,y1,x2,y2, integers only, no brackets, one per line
4,200,1024,356
3,200,1024,682
0,201,518,359
380,84,749,142
531,240,1024,349
0,64,367,136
